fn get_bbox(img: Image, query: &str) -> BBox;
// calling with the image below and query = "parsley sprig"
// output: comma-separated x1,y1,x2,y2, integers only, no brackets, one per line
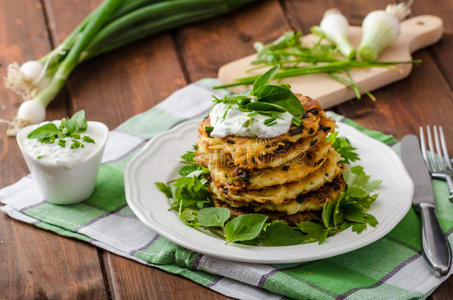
27,110,96,154
155,137,381,246
327,132,359,164
213,65,304,128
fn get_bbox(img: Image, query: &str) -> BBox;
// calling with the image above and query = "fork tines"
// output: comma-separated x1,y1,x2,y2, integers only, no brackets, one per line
420,126,453,173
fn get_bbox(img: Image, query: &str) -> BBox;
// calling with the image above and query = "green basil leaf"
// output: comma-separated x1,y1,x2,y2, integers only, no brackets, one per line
65,110,87,133
244,102,286,113
154,182,173,199
224,214,268,243
254,85,292,102
180,209,198,225
197,207,230,228
252,65,279,94
261,222,304,246
27,123,59,140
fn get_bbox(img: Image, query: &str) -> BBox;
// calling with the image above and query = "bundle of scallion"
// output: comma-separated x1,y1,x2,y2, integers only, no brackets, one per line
2,0,258,135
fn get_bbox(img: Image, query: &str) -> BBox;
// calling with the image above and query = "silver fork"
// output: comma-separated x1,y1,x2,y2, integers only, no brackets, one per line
419,125,453,202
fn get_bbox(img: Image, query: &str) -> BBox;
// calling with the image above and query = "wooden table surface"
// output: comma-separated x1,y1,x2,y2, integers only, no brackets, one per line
1,0,453,299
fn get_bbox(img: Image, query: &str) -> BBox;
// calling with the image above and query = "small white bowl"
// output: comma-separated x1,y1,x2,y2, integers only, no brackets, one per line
17,121,109,205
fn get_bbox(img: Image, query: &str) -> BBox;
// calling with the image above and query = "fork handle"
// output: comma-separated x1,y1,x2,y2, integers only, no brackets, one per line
420,203,452,276
446,176,453,203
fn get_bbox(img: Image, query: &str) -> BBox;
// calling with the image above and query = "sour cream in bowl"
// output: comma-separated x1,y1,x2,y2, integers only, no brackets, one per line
16,111,108,205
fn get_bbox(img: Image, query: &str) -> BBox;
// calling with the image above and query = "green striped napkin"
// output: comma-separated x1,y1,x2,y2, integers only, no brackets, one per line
1,79,452,300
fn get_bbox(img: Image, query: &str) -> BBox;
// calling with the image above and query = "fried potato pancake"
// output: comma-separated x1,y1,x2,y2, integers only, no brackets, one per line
196,95,335,169
214,175,346,215
210,151,344,205
196,129,329,169
209,141,332,190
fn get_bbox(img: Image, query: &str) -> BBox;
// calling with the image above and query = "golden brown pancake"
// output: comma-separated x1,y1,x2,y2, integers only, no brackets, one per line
212,175,346,225
214,175,346,214
210,151,344,205
196,129,329,170
208,141,332,190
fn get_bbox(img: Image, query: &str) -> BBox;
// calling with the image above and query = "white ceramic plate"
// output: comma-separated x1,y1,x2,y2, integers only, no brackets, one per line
125,120,413,264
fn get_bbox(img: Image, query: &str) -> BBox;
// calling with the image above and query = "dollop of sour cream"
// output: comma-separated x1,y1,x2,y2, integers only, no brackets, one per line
21,121,104,168
209,103,293,138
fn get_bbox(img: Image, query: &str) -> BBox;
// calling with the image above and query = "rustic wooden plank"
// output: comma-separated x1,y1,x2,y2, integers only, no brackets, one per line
283,0,453,297
43,1,221,299
410,0,453,92
0,0,107,299
176,0,291,82
104,254,226,300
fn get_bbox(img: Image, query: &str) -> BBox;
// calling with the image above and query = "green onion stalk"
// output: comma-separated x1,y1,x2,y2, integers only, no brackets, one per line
215,59,422,89
3,0,258,135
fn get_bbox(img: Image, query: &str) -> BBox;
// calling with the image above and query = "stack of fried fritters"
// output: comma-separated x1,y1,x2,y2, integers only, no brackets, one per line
195,95,346,225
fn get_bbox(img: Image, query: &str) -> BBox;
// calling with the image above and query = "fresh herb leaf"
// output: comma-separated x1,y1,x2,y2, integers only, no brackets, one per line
224,214,268,243
155,182,173,199
27,123,59,140
58,139,66,148
252,65,279,94
181,151,196,165
180,209,198,226
198,207,230,228
70,139,84,149
261,221,304,246
178,165,199,176
205,126,214,133
328,132,360,164
83,136,95,143
65,110,87,133
264,118,277,126
297,221,329,243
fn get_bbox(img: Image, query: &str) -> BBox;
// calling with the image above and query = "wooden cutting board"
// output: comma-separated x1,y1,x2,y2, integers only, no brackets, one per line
218,15,443,108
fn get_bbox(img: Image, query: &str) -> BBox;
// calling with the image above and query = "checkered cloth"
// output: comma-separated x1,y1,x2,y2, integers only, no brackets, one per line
2,79,453,300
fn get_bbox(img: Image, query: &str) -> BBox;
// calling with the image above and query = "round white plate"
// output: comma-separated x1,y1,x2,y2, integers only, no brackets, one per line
124,120,413,264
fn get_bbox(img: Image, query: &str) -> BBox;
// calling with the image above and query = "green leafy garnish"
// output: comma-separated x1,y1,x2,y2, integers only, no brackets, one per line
70,139,84,149
27,123,59,143
58,139,66,148
27,110,96,152
224,214,268,243
298,166,381,244
65,110,87,133
328,132,359,164
154,182,173,199
213,65,304,127
261,221,305,246
197,207,230,228
83,136,95,143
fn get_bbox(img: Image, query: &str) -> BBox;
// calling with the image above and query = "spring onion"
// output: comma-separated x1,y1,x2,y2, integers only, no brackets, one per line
359,0,413,61
2,0,258,135
319,8,355,59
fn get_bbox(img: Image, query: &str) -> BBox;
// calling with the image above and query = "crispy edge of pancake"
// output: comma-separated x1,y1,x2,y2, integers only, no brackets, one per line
197,108,335,168
213,198,317,226
214,175,346,215
210,150,344,205
209,141,332,190
196,129,329,170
